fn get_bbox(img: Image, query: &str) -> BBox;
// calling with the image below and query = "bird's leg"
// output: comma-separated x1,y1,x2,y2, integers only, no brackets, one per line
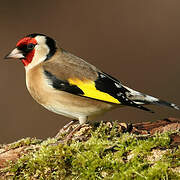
55,119,78,139
62,119,78,131
64,117,87,142
64,124,83,142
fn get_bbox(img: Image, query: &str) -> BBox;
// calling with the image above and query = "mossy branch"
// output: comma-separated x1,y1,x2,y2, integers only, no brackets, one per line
0,118,180,179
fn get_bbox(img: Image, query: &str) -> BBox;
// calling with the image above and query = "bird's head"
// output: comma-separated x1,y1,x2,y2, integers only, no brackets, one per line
5,33,57,68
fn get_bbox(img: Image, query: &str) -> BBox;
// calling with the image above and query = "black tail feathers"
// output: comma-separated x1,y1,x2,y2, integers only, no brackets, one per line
153,99,179,110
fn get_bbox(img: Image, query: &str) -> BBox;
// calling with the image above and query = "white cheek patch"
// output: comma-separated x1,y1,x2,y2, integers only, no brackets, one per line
35,36,47,44
25,36,49,71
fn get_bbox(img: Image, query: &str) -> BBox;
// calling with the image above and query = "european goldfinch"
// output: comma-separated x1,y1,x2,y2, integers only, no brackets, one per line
5,33,179,125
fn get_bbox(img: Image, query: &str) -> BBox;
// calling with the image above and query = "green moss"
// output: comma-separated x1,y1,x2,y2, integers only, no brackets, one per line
1,122,180,180
6,137,42,150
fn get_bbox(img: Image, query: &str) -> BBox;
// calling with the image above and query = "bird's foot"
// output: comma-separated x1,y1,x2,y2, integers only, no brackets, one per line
55,119,78,139
51,123,90,145
64,123,89,142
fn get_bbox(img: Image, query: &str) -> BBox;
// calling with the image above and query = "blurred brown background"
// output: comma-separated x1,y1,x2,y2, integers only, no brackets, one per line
0,0,180,143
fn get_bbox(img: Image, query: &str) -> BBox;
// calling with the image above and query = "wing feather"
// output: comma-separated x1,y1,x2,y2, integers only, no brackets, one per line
68,78,120,104
43,50,153,112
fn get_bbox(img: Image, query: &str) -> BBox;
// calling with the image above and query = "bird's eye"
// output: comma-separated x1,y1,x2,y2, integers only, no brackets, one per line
27,43,35,50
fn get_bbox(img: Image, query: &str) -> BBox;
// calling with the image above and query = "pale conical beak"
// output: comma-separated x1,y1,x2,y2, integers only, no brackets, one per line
4,48,25,59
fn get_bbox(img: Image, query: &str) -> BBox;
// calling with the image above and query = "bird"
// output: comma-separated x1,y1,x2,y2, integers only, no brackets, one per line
4,33,179,136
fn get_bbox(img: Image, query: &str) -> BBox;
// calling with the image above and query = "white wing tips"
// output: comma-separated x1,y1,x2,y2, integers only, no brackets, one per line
153,99,179,110
124,86,179,111
143,94,179,110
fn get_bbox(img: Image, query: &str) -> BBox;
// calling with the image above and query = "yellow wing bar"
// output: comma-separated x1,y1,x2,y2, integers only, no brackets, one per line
68,78,120,104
